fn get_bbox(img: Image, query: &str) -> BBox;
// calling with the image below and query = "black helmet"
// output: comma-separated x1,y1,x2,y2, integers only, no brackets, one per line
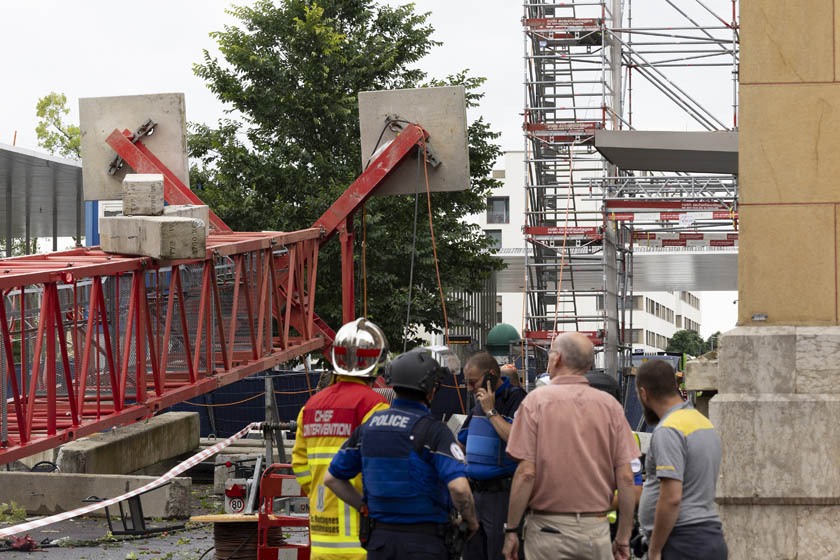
384,349,445,393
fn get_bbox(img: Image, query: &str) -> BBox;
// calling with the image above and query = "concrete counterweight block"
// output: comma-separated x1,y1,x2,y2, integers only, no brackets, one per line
123,173,164,216
163,204,211,236
100,215,206,259
56,412,200,475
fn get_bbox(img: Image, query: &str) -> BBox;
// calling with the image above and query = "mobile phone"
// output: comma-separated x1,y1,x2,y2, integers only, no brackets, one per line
481,372,498,391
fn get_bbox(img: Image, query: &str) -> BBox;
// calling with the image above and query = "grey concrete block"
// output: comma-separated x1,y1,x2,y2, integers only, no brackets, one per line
163,204,211,236
57,412,199,475
0,472,190,518
80,93,189,201
123,173,164,216
684,356,719,391
99,215,206,259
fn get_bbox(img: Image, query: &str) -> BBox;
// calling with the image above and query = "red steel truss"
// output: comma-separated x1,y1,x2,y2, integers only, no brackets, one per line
0,232,324,464
0,121,431,465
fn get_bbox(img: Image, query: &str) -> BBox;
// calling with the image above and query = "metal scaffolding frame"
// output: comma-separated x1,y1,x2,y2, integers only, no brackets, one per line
522,0,739,382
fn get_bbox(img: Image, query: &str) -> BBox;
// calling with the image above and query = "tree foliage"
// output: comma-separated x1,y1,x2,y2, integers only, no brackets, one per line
706,331,721,351
665,329,708,357
190,0,504,351
35,92,81,159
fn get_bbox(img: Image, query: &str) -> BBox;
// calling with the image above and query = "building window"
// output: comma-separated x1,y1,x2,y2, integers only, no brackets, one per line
492,170,506,179
676,315,683,328
487,197,510,224
485,229,502,249
496,296,503,324
632,329,643,344
633,296,643,311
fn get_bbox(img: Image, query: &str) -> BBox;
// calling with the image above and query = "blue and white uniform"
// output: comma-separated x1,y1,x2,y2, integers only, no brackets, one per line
457,376,526,560
329,398,467,559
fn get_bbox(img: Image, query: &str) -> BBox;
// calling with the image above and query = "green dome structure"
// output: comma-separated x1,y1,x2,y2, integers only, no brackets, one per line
486,323,520,357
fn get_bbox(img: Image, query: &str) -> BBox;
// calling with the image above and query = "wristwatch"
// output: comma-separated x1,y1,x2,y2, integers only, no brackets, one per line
503,522,520,534
486,408,499,418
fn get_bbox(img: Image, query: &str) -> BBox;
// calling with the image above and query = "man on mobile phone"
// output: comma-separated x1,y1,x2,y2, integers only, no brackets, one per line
457,352,526,560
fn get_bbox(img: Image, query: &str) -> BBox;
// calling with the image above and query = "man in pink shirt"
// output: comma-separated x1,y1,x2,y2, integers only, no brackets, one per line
502,333,640,560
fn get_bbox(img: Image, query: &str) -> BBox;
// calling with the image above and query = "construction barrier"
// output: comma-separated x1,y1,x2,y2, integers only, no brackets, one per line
0,422,261,539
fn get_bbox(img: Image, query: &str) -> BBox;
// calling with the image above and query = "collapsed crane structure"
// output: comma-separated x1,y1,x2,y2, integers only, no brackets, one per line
0,87,470,465
522,0,740,380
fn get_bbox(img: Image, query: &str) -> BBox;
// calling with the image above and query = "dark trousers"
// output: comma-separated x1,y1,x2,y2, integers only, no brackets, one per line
662,520,728,560
366,528,447,560
462,489,516,560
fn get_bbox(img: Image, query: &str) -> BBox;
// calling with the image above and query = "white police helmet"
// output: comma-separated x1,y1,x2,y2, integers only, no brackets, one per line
330,318,388,378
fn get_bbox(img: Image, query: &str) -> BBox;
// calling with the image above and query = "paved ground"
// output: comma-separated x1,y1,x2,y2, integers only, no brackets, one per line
0,485,221,560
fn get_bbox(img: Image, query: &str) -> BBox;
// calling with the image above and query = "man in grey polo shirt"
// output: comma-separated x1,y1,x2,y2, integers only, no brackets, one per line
636,359,728,560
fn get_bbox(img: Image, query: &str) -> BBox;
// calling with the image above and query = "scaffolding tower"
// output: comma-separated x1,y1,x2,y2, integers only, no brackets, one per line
522,0,739,379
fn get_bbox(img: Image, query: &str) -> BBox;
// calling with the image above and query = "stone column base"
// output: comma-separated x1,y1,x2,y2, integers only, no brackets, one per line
719,504,840,559
712,327,840,559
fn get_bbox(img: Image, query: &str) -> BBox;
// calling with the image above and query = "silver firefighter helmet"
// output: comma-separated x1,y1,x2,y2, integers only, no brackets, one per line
330,318,389,378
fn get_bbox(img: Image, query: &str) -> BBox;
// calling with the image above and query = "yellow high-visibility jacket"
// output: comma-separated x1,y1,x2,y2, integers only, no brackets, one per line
292,376,388,559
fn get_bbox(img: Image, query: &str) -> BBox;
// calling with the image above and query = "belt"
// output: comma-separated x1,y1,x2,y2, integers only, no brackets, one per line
371,520,447,537
469,476,513,493
531,509,608,518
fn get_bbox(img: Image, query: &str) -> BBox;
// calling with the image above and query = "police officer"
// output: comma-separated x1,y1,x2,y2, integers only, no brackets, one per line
292,318,390,560
458,352,526,560
324,349,479,559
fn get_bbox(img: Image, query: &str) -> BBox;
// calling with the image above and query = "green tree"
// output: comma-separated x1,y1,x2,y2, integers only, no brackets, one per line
35,92,81,159
706,331,721,351
666,329,708,357
190,0,504,350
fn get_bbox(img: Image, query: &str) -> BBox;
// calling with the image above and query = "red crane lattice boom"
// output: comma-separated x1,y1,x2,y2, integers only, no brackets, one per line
0,121,431,465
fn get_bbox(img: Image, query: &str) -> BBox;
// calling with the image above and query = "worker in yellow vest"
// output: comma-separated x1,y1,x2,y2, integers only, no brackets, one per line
292,318,390,559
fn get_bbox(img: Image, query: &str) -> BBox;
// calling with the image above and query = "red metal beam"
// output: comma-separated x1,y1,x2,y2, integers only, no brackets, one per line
0,232,326,465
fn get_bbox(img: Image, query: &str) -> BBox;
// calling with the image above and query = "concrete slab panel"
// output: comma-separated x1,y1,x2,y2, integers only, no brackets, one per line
358,86,469,196
684,357,719,391
123,173,164,216
740,0,834,84
80,93,189,201
100,215,206,260
163,204,211,236
0,472,190,518
56,412,199,474
740,84,840,205
594,130,737,174
738,204,836,325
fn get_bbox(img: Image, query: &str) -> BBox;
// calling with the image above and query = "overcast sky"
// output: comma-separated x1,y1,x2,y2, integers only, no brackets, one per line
0,0,738,337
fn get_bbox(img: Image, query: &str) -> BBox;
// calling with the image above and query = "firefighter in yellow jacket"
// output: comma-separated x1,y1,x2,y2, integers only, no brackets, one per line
292,318,390,559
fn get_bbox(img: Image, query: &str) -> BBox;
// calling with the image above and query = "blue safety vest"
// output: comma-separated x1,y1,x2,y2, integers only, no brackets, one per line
464,415,518,480
360,407,449,523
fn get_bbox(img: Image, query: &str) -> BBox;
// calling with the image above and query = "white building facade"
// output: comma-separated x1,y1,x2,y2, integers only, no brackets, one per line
468,151,702,354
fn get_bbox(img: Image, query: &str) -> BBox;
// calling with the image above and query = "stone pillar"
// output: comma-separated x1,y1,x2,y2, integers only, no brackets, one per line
713,2,840,558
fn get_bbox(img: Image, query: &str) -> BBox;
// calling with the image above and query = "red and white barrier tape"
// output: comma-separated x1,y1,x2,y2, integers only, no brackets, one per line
0,422,261,539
